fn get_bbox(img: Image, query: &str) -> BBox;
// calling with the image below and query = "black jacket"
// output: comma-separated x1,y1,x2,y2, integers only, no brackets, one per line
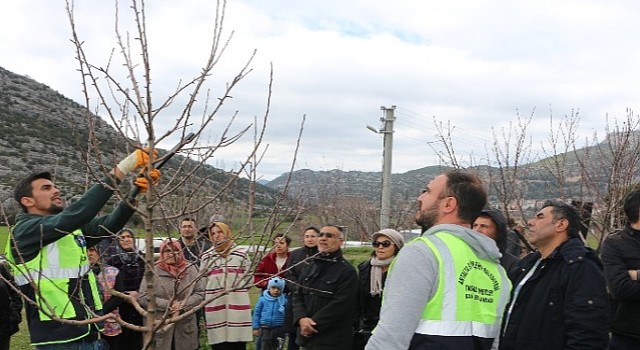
285,245,319,293
356,260,385,332
601,226,640,339
283,245,319,333
0,263,22,337
500,238,609,350
292,249,358,350
179,236,212,265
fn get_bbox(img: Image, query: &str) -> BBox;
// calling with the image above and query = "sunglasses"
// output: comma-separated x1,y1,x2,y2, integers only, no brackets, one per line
318,232,339,239
372,240,393,248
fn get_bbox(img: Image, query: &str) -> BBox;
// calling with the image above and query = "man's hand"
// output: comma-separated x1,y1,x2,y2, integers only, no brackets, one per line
117,148,158,175
298,317,318,337
169,300,182,317
134,169,161,193
126,290,138,303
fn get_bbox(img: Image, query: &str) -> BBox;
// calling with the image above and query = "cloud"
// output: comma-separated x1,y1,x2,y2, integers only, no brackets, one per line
1,0,640,180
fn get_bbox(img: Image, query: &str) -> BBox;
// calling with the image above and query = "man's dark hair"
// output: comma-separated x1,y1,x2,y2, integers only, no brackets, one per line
444,170,487,224
274,234,292,246
541,199,582,239
14,171,52,213
303,226,320,234
624,189,640,224
181,217,197,226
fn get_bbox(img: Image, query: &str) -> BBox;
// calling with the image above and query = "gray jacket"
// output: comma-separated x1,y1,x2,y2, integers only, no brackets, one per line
138,265,205,350
366,224,505,350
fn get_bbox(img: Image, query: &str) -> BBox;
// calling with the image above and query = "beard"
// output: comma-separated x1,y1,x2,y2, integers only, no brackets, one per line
415,202,439,232
49,204,64,214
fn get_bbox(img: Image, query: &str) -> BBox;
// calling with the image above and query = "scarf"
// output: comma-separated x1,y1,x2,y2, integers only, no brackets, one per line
156,240,188,279
115,242,140,266
211,221,234,256
369,256,394,296
114,230,140,266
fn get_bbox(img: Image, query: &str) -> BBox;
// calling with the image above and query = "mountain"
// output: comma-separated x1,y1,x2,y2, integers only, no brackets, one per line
1,66,636,224
265,136,633,209
0,66,280,217
266,166,449,202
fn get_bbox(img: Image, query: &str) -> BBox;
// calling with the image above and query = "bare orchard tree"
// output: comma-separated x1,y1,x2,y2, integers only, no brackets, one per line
0,1,303,349
538,109,582,200
430,108,636,253
484,109,533,225
570,110,640,248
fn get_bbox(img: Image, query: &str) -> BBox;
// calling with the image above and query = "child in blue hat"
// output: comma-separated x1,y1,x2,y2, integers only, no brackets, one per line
252,277,287,350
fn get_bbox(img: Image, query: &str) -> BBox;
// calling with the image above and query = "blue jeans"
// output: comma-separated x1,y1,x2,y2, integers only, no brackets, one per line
35,339,104,350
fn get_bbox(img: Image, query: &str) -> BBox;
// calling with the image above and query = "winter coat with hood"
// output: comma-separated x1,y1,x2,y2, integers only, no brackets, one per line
252,283,288,329
366,224,511,350
499,238,609,350
601,225,640,340
480,209,520,273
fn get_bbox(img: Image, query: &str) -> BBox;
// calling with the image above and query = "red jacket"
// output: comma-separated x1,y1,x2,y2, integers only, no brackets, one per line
254,252,290,290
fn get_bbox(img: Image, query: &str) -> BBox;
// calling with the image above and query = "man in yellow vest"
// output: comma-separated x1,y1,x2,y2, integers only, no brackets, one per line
367,170,512,350
6,149,157,349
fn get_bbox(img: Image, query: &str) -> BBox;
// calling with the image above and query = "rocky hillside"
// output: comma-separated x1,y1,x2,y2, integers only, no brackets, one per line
1,66,637,223
0,66,279,216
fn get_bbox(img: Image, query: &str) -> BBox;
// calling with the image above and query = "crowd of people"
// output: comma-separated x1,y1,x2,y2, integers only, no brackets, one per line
2,152,640,350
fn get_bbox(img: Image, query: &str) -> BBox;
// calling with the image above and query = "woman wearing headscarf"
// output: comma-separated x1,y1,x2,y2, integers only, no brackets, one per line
200,222,253,350
354,229,405,350
106,228,145,350
138,239,205,350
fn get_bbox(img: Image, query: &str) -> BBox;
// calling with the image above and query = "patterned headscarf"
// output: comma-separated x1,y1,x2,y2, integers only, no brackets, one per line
156,239,188,279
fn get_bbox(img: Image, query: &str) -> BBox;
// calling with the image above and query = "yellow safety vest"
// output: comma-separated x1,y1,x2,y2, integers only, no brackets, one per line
6,228,103,345
414,232,512,338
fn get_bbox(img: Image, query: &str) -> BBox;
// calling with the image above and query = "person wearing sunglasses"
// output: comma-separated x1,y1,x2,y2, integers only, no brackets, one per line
367,170,512,350
292,225,358,350
353,229,405,350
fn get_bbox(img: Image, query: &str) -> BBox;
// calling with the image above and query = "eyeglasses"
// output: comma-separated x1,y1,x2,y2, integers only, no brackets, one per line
372,240,393,248
318,232,338,239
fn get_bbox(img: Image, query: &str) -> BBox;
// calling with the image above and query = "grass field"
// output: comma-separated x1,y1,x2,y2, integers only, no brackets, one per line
3,243,375,349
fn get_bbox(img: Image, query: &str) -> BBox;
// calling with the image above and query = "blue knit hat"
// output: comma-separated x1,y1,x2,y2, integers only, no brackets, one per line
267,277,285,291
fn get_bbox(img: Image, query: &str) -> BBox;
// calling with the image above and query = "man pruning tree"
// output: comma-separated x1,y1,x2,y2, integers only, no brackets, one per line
6,148,159,349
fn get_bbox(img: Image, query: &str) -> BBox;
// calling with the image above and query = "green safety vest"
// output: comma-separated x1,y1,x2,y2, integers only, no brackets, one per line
414,232,512,338
6,227,103,346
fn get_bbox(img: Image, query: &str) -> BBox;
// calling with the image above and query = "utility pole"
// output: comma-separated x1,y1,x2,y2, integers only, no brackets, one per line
367,105,396,229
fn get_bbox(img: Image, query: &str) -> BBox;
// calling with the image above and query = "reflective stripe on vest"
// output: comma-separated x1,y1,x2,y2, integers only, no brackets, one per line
6,224,104,346
7,228,102,320
12,235,90,286
414,232,511,338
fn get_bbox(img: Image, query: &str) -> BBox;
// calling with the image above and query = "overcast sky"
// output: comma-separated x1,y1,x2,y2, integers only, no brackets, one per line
2,0,639,180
